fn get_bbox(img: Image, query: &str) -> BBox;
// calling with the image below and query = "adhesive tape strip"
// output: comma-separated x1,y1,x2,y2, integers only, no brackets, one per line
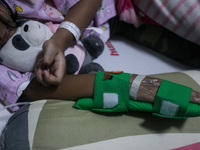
130,75,146,100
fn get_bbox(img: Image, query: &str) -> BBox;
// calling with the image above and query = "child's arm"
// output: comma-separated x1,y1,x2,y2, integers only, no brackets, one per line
20,74,96,101
35,0,102,86
20,73,200,106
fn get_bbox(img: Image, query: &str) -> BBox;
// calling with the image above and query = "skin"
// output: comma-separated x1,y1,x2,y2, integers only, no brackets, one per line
35,0,103,87
19,74,96,102
19,74,200,106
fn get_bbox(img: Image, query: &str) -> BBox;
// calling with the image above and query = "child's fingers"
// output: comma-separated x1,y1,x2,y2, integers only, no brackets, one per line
34,59,50,87
190,90,200,104
42,70,62,85
42,40,59,66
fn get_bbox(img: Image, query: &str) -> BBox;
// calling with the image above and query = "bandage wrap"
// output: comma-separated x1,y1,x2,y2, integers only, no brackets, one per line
59,21,81,42
93,72,130,112
153,80,192,118
74,72,200,119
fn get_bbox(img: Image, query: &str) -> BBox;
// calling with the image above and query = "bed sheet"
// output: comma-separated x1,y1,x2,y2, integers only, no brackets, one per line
94,36,193,74
0,36,195,138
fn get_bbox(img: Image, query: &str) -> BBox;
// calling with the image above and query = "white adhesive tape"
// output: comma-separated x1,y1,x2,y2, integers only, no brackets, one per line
130,75,146,100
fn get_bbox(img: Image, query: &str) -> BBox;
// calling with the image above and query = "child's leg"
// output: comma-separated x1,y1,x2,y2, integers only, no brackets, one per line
19,73,200,105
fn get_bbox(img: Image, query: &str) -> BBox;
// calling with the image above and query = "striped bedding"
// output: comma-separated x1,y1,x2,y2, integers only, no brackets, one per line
118,0,200,45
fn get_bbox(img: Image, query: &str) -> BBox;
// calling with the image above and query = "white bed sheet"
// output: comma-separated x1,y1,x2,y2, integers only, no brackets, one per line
0,36,195,137
94,36,193,74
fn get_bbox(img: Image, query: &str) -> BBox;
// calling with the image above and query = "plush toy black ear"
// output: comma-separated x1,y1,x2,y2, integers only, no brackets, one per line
79,35,105,74
12,34,30,51
15,19,29,27
65,54,79,74
79,62,104,74
81,35,104,60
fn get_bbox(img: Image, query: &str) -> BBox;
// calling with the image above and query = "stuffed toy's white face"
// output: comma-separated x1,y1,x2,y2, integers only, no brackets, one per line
0,20,53,72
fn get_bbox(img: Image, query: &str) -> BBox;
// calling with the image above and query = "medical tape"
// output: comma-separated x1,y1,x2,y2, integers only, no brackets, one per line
129,75,146,100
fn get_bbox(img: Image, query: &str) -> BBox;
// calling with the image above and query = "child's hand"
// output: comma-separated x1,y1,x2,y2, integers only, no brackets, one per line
35,39,66,87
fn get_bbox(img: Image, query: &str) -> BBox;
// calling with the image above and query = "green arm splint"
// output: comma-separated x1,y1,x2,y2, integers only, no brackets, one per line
74,72,200,119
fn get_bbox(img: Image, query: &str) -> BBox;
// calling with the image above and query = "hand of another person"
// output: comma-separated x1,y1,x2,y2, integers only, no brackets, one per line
35,39,66,87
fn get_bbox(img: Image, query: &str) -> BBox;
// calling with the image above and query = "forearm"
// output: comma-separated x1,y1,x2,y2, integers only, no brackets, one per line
19,73,162,102
20,74,96,102
19,73,200,105
51,0,102,51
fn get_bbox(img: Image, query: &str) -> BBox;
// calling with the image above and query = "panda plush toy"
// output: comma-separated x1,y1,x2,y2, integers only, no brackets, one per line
0,20,52,72
0,20,104,73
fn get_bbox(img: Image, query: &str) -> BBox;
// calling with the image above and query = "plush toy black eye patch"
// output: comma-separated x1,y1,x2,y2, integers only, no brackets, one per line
12,34,30,51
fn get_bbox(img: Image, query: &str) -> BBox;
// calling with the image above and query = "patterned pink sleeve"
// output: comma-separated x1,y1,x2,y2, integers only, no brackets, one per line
0,65,34,112
5,0,64,22
54,0,117,26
